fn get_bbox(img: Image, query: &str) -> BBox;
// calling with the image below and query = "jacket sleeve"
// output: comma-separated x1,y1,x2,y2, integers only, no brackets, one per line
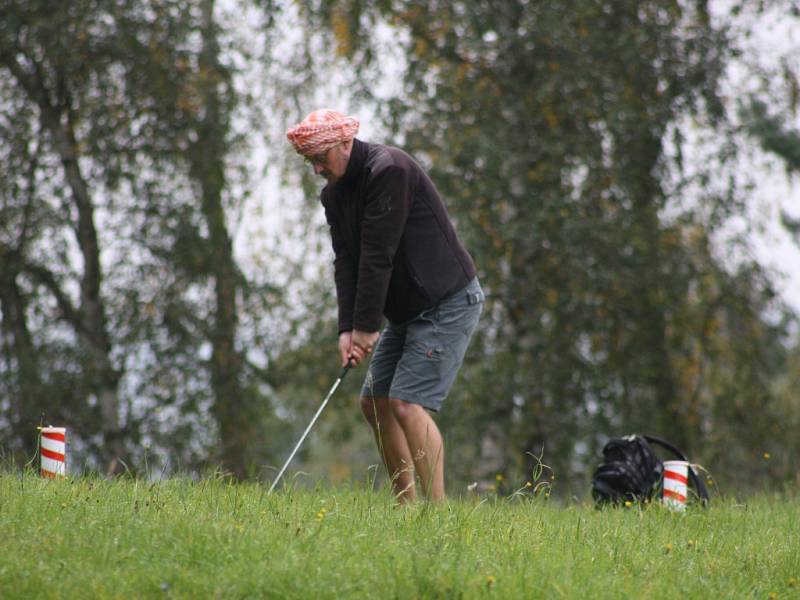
353,163,412,331
324,200,358,334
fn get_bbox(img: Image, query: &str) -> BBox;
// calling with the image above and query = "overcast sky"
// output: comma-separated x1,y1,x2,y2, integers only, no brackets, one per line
723,1,800,313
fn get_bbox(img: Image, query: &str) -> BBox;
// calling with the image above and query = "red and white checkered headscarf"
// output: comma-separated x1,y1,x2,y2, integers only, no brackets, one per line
286,109,360,157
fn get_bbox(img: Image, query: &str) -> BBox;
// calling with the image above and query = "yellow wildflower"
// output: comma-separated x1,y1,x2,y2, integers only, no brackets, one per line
486,575,496,587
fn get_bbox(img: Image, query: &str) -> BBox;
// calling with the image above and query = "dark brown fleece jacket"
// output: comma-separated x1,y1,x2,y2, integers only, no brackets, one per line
321,139,476,333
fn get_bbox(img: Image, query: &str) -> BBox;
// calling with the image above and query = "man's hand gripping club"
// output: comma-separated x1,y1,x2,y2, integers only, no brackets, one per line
339,329,381,367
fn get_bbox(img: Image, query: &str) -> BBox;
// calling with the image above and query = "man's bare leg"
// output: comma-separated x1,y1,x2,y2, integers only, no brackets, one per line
360,396,417,503
390,399,445,501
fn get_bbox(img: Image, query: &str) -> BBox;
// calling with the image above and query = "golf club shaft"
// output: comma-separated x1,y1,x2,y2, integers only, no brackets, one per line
268,363,351,494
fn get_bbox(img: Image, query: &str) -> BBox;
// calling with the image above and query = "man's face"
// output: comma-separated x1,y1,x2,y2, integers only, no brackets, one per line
307,140,352,183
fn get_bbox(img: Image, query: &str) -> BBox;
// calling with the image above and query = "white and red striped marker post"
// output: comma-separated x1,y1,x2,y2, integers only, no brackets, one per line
39,427,67,478
662,460,689,512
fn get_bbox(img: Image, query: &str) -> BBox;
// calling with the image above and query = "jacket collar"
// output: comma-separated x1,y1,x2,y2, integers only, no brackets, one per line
335,138,368,188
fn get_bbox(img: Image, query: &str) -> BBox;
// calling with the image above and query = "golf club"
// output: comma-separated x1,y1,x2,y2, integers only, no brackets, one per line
268,362,352,494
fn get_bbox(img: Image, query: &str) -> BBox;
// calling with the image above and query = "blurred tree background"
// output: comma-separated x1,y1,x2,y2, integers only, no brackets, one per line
1,0,798,497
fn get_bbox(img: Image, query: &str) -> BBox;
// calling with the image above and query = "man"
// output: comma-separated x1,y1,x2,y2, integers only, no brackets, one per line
286,109,483,502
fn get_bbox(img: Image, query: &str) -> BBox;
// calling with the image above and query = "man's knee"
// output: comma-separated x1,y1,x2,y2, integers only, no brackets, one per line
389,397,424,425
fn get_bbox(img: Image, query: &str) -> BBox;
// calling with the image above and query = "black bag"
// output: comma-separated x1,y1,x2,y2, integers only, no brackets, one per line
591,434,709,506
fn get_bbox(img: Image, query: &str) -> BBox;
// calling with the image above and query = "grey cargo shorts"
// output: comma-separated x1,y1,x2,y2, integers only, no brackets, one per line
360,277,484,411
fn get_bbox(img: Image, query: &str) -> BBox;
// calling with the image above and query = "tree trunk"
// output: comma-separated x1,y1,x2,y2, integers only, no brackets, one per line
192,0,254,479
5,52,128,473
0,256,43,461
625,129,688,450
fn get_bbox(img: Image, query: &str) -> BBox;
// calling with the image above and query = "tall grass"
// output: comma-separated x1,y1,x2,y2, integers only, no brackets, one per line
0,471,797,599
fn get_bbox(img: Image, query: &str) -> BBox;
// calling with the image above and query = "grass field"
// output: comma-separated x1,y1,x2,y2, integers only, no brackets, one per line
1,471,798,599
